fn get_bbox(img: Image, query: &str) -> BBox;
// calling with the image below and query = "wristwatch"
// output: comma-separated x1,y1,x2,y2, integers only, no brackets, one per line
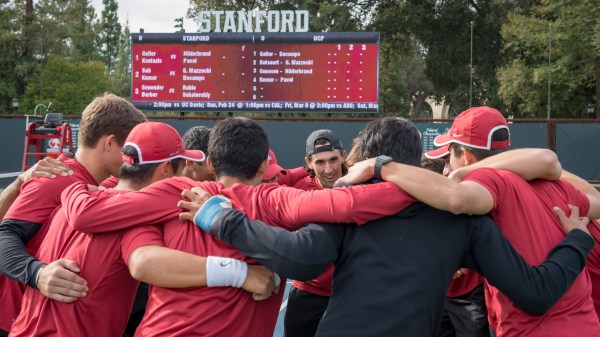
374,155,393,180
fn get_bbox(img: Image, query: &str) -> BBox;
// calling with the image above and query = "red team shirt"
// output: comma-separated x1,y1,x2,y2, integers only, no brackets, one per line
10,189,160,337
586,219,600,316
0,154,97,332
59,176,416,337
446,270,484,298
465,168,600,337
99,176,119,189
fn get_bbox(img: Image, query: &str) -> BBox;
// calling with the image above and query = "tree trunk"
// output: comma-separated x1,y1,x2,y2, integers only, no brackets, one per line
596,57,600,119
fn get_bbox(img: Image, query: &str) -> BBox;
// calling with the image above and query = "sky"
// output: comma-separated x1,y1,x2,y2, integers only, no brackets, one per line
89,0,198,33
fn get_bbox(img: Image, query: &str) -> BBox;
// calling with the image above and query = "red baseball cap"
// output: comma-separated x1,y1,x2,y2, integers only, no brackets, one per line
426,106,510,159
122,122,206,165
263,148,286,181
424,144,451,159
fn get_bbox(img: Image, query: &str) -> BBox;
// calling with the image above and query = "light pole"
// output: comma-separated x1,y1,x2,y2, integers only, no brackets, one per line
11,97,20,113
40,23,44,101
587,104,595,119
470,21,473,108
547,23,551,119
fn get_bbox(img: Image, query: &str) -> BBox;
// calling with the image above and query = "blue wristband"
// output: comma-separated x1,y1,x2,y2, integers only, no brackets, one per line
193,195,232,232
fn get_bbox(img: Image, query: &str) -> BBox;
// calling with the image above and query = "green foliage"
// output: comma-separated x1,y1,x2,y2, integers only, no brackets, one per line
2,0,597,118
498,0,599,118
98,0,122,70
69,0,100,62
0,1,21,112
22,55,113,114
112,19,132,97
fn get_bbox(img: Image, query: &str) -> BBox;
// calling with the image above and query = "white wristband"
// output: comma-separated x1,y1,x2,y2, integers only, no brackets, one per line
34,264,46,287
206,256,248,288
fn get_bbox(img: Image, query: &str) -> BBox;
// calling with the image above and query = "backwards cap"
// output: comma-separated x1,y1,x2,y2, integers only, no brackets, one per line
425,106,510,159
305,129,344,157
122,122,205,165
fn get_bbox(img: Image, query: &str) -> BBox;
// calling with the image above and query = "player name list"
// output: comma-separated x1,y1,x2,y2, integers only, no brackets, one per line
131,32,380,113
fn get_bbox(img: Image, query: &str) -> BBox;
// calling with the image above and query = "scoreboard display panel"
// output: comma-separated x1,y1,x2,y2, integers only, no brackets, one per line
131,32,379,113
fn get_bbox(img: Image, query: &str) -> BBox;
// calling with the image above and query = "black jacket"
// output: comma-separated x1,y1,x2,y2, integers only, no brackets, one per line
211,203,593,337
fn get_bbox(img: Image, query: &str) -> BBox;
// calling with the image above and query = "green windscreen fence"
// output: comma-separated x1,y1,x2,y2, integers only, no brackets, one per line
555,124,600,180
0,117,597,187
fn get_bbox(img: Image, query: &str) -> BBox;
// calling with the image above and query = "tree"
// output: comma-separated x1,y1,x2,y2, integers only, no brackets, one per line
498,0,600,118
21,55,113,114
70,0,100,62
98,0,121,70
112,18,132,97
174,17,184,33
0,0,22,112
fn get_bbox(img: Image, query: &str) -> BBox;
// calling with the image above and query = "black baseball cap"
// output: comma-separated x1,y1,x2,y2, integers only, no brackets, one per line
305,129,344,156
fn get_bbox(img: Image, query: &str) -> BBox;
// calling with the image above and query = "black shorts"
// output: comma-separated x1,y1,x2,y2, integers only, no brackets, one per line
437,283,490,337
283,286,330,337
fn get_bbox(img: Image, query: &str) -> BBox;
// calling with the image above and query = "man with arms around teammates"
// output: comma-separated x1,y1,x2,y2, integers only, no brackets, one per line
59,117,419,337
0,93,147,336
183,116,595,337
123,123,218,337
339,107,600,337
9,122,249,336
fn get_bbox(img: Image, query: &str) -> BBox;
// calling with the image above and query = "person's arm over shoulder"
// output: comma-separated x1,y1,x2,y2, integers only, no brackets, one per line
0,158,73,220
379,161,494,215
123,223,278,298
62,179,189,233
450,148,561,182
210,208,343,281
244,181,417,229
0,178,24,221
560,170,600,219
0,218,88,302
467,212,593,315
0,219,44,286
0,171,73,286
122,224,204,288
5,172,77,224
337,158,494,215
276,167,308,187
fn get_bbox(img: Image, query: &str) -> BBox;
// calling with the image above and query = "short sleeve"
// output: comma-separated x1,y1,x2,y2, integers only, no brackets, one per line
120,225,165,264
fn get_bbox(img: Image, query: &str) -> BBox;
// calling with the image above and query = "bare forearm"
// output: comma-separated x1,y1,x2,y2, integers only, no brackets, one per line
561,170,600,219
380,163,475,214
128,246,207,288
561,170,599,196
453,149,561,181
0,178,23,220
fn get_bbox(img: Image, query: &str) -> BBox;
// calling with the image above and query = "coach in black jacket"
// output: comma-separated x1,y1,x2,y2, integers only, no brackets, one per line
191,117,594,337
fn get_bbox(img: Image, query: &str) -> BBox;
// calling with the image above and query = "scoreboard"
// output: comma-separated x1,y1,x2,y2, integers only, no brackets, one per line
131,32,379,113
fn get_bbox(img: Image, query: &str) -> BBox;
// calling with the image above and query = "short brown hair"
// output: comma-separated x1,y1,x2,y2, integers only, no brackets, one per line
449,128,509,161
420,156,445,175
78,93,147,148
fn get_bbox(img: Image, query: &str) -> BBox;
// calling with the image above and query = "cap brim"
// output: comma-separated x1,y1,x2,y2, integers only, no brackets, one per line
179,149,206,162
425,144,450,159
433,133,453,147
264,164,285,180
